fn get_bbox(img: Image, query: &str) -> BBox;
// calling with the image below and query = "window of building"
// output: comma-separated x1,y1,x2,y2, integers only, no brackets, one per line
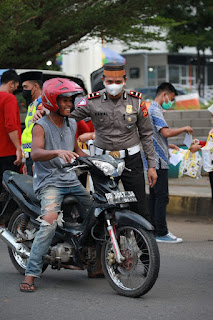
169,64,197,87
148,66,166,86
169,66,179,83
129,67,140,79
148,67,156,86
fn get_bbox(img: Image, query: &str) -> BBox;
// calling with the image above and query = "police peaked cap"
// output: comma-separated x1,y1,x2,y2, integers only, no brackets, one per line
103,62,126,77
20,71,43,84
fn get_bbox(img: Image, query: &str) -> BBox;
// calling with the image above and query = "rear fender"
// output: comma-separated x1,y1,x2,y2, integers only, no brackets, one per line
0,195,18,226
114,209,154,231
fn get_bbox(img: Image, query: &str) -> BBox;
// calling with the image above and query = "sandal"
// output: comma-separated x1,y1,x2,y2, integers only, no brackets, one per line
20,281,35,292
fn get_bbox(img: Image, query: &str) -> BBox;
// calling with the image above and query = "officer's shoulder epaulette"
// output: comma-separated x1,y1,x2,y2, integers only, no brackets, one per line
87,92,101,100
128,90,143,99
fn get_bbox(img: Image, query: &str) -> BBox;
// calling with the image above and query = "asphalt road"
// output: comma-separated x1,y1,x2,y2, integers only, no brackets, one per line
0,216,213,320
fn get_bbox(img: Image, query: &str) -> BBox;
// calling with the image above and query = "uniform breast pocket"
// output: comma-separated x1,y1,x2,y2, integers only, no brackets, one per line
122,114,137,130
94,112,110,127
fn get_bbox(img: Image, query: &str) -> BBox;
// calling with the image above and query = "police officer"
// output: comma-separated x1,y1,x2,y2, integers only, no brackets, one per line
71,62,157,220
20,71,43,175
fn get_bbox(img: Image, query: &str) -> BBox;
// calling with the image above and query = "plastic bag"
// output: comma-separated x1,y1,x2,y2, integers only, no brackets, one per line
178,149,202,179
202,133,213,172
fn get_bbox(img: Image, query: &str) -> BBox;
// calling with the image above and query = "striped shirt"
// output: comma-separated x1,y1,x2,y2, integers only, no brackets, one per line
143,101,169,170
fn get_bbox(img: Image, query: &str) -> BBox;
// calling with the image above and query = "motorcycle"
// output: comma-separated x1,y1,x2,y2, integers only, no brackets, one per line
0,154,160,298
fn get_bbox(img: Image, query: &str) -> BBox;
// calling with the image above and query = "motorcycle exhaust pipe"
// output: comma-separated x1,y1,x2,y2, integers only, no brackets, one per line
0,227,30,259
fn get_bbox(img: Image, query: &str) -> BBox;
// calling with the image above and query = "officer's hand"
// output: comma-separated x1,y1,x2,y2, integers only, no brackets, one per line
57,150,79,163
77,132,95,143
184,126,193,134
14,148,22,166
147,168,157,188
33,110,46,122
209,129,213,134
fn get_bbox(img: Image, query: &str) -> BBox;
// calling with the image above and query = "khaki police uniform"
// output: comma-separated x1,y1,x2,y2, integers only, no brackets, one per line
70,88,156,219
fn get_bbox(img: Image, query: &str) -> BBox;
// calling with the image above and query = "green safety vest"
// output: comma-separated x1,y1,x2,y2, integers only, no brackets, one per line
21,97,42,153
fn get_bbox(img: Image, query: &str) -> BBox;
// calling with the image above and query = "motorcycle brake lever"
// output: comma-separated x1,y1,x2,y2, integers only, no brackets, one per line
124,167,132,172
66,164,89,172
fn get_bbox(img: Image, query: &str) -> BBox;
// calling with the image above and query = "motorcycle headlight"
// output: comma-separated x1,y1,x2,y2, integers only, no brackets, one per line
91,159,116,176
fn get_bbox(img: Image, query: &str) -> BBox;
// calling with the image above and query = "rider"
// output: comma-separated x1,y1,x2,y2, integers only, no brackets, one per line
20,78,93,293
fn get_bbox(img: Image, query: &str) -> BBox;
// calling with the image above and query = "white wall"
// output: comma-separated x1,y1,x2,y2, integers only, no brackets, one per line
62,38,102,92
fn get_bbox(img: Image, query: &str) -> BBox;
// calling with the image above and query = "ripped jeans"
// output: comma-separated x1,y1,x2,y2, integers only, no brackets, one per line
25,184,93,278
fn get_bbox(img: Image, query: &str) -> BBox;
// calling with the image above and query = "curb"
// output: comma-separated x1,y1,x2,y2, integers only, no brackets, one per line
167,195,213,217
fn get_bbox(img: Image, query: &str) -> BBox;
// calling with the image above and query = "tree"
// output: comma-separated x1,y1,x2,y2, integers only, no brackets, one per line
159,0,213,94
0,0,175,68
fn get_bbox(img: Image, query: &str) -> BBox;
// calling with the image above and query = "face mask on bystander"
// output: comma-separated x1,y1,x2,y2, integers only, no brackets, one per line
104,83,124,96
162,94,172,110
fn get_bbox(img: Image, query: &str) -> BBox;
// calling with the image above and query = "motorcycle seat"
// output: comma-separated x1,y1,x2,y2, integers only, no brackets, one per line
3,171,79,207
4,171,39,204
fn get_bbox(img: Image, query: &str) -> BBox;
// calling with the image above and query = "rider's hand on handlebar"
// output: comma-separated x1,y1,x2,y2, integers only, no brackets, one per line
57,150,79,163
147,168,158,188
32,109,46,122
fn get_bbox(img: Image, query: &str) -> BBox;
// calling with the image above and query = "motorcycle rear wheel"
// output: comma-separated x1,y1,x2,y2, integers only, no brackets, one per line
7,208,48,275
101,226,160,298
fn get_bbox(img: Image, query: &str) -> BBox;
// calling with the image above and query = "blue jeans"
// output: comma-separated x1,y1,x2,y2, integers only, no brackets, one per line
25,184,93,277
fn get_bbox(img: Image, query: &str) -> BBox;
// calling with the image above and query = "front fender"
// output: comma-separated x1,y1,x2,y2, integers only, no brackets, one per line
114,209,154,231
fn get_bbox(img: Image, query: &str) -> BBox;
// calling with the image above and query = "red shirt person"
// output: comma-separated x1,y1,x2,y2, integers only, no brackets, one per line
0,69,22,198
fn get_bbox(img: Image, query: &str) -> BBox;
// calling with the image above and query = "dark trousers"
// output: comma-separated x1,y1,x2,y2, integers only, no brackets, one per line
26,157,33,176
116,152,149,221
209,171,213,202
149,169,169,236
0,155,21,211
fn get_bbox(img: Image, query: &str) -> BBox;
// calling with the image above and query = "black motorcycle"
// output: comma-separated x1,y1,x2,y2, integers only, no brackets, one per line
0,154,160,298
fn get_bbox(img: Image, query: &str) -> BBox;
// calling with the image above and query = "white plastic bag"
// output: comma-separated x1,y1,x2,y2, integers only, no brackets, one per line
202,133,213,172
179,149,202,179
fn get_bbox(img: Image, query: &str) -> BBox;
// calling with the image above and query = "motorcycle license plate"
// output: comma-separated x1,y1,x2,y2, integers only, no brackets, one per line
105,191,137,204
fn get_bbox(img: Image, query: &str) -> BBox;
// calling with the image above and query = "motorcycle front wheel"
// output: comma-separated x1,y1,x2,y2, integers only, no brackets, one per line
101,226,160,298
7,208,48,275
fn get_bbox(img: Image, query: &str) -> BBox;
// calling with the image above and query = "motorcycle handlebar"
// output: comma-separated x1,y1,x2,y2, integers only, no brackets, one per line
61,162,76,168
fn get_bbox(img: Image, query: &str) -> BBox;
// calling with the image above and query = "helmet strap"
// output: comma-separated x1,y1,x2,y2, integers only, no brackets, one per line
65,117,70,127
56,108,64,117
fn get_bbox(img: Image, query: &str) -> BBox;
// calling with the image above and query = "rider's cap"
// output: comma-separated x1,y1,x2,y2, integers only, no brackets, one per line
103,62,126,77
20,71,43,84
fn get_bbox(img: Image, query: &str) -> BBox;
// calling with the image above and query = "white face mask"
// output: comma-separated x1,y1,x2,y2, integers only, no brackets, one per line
104,83,124,96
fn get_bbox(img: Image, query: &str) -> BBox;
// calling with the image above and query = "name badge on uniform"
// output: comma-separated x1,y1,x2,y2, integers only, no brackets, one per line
126,105,133,114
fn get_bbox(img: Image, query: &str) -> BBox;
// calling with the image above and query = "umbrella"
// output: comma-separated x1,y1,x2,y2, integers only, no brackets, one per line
101,47,126,65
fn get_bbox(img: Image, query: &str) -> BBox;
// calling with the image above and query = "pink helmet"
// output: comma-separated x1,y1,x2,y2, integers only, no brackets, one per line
42,78,84,112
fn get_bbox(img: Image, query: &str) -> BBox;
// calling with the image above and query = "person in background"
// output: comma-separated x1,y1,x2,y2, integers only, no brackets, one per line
20,71,43,176
0,69,22,210
143,82,193,243
190,117,213,203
